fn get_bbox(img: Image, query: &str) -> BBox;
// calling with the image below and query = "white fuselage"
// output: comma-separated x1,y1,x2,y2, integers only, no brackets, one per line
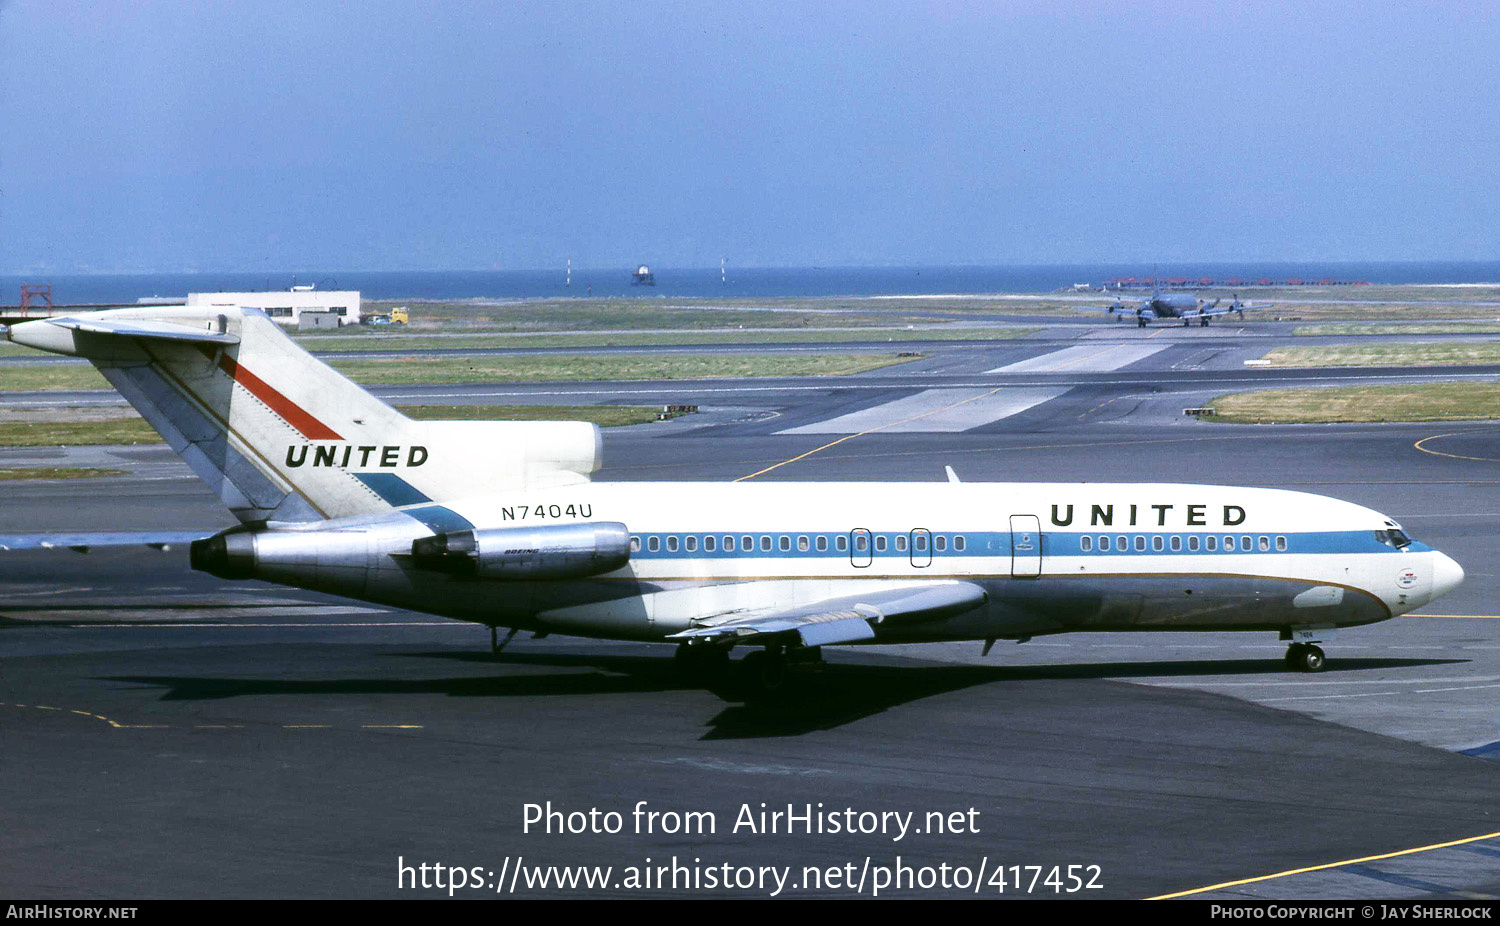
261,480,1464,645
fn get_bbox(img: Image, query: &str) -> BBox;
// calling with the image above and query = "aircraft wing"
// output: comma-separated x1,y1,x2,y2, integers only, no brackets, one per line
1205,298,1274,318
668,580,987,647
1106,297,1150,316
0,531,213,553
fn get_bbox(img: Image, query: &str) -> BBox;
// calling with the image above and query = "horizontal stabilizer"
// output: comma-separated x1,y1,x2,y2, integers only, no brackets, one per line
47,316,241,345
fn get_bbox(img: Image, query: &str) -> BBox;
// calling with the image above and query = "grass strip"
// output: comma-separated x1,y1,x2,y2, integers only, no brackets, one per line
1209,382,1500,423
0,467,127,480
1259,343,1500,367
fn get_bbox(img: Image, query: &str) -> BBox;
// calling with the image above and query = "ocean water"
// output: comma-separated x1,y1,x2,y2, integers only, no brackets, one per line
5,262,1500,305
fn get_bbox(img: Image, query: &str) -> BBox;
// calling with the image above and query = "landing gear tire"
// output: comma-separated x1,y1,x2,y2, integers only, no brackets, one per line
739,649,789,702
1137,316,1146,328
674,643,730,682
1286,643,1326,672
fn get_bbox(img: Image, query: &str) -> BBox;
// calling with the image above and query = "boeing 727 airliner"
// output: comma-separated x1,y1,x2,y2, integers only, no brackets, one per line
0,306,1464,695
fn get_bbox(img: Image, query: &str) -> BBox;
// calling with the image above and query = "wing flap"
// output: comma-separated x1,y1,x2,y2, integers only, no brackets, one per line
668,581,986,646
796,615,878,646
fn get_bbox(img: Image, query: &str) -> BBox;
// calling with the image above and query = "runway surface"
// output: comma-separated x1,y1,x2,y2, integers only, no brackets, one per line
3,318,1500,899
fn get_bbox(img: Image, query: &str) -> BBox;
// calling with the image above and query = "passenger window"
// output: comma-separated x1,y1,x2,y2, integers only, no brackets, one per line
875,536,888,552
854,534,868,552
895,535,907,552
935,535,947,552
798,535,810,552
1259,536,1270,552
1117,535,1127,550
648,536,660,552
630,536,641,552
1276,536,1287,551
666,536,679,552
722,536,734,552
1152,536,1164,552
955,536,966,552
1223,536,1234,551
1081,536,1093,552
685,536,697,552
913,533,927,551
1187,536,1199,551
1099,535,1110,552
779,535,791,552
1135,536,1146,552
1241,535,1252,550
836,535,848,552
1206,536,1217,551
760,535,772,552
1169,536,1181,552
704,535,716,552
815,535,828,552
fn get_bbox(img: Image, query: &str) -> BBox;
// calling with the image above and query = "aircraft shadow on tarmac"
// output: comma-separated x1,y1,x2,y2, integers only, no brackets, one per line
101,651,1464,741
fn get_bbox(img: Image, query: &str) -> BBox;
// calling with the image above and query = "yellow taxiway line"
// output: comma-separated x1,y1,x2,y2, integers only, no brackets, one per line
1414,429,1500,463
1146,830,1500,899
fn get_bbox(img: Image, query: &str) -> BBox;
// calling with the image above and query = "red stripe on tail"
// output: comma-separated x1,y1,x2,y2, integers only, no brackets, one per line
213,353,344,441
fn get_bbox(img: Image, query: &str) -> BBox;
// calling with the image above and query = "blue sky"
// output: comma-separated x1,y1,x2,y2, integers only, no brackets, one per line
3,1,1499,272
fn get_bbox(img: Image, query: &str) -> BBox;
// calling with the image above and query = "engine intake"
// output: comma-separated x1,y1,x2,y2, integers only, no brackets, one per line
410,521,631,580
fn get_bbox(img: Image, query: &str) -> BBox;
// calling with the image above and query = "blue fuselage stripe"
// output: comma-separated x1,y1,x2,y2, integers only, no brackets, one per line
354,473,432,507
626,530,1427,559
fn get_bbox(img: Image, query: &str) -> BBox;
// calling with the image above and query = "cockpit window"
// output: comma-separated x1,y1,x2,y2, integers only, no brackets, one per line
1375,529,1412,549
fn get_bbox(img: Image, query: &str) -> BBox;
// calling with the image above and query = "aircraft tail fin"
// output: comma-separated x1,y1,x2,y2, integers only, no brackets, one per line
7,307,601,524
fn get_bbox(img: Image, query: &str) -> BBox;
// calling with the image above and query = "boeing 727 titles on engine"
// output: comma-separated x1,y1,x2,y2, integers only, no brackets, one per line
0,306,1463,696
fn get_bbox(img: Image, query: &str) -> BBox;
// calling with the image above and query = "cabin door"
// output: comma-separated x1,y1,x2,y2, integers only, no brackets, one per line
1009,514,1042,578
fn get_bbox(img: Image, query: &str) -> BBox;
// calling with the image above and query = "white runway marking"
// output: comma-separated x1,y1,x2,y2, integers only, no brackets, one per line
985,343,1171,373
777,387,1069,434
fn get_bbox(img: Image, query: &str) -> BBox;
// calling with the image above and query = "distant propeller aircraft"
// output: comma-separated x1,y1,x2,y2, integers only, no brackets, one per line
1106,291,1271,327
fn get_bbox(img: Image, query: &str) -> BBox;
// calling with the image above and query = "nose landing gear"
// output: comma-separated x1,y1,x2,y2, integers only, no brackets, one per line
1284,642,1326,672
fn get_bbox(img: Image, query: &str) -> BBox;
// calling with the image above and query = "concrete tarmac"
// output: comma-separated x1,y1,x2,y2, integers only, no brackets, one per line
3,320,1500,899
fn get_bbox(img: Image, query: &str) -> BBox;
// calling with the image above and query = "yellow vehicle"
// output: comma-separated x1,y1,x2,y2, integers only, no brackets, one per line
363,306,408,326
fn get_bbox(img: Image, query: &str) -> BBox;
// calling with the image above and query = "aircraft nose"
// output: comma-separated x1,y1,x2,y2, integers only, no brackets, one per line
1431,551,1465,602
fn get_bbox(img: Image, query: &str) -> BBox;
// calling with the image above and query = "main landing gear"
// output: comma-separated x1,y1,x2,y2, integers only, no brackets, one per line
675,643,824,700
673,641,731,682
490,626,518,656
1284,642,1326,672
739,645,824,700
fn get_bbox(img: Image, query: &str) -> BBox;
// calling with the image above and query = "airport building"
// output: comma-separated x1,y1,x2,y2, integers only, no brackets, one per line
184,287,362,327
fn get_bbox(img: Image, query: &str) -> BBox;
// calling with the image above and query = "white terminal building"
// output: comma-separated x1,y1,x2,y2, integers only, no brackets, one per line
184,286,362,327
